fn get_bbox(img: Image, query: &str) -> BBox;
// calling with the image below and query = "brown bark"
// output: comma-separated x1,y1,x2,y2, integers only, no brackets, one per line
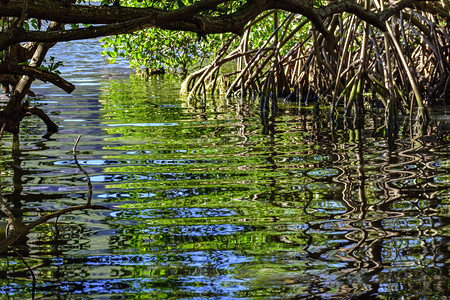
0,64,74,93
0,0,447,135
0,21,62,134
0,0,441,51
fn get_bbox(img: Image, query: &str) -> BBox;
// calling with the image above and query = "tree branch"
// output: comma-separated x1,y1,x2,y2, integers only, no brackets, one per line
0,0,162,24
25,104,59,133
0,0,229,24
320,0,385,30
0,64,74,93
270,0,330,37
0,0,435,51
5,22,62,113
0,0,267,50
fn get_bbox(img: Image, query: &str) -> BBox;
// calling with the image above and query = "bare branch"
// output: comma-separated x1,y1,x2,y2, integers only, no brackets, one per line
0,64,74,93
73,134,93,205
25,104,59,133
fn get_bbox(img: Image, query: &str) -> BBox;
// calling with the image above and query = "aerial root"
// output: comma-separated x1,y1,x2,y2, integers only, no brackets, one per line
181,3,449,127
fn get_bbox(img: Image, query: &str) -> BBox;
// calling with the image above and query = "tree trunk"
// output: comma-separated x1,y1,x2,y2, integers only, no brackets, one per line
0,21,62,135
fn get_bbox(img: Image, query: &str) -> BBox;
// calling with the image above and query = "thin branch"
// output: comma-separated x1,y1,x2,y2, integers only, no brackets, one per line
0,63,75,93
73,134,93,205
17,0,29,28
0,122,6,140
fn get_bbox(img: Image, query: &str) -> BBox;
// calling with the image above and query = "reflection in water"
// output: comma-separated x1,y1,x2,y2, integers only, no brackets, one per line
0,40,449,298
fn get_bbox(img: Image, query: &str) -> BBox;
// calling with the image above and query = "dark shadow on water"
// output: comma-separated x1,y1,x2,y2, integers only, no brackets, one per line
0,134,108,299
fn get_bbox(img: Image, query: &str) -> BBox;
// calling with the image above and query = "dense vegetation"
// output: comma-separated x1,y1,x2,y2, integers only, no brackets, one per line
0,0,449,137
103,1,449,133
0,1,448,291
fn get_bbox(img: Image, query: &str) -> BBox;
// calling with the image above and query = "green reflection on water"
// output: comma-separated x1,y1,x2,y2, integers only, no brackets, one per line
95,75,449,298
0,72,448,299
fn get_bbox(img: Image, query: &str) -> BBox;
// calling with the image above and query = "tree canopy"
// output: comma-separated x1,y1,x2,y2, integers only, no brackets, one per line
0,0,449,136
2,0,430,44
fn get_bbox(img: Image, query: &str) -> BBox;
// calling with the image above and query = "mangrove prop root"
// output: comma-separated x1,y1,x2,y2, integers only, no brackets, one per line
182,2,449,128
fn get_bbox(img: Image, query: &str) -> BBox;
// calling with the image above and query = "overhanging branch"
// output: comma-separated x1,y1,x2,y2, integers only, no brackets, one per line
0,64,75,93
0,0,230,24
0,0,436,51
0,0,267,50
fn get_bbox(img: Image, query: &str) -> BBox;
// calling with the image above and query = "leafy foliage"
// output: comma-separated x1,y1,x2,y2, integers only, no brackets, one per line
100,1,298,73
101,30,226,73
41,56,64,74
101,8,308,75
100,0,238,72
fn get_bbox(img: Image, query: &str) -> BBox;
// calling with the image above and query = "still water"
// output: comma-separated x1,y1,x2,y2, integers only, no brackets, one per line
0,40,449,299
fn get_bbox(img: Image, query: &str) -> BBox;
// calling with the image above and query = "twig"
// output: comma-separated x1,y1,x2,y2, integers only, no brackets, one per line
73,134,92,205
73,134,82,158
18,0,30,29
0,122,6,140
0,135,106,252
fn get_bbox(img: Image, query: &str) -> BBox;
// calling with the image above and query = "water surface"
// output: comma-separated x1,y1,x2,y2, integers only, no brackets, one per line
0,40,449,299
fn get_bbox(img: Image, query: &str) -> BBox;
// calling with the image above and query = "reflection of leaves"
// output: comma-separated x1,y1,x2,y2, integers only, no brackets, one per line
97,73,450,299
100,75,224,140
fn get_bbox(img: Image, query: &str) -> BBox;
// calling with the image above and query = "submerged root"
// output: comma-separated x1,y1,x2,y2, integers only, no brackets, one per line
0,99,59,136
181,3,450,128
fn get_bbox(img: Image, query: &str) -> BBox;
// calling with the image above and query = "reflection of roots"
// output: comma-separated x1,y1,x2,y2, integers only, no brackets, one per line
0,135,107,282
0,203,107,253
292,139,446,277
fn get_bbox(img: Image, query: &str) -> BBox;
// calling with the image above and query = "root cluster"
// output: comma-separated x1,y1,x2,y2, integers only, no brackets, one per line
182,2,450,126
